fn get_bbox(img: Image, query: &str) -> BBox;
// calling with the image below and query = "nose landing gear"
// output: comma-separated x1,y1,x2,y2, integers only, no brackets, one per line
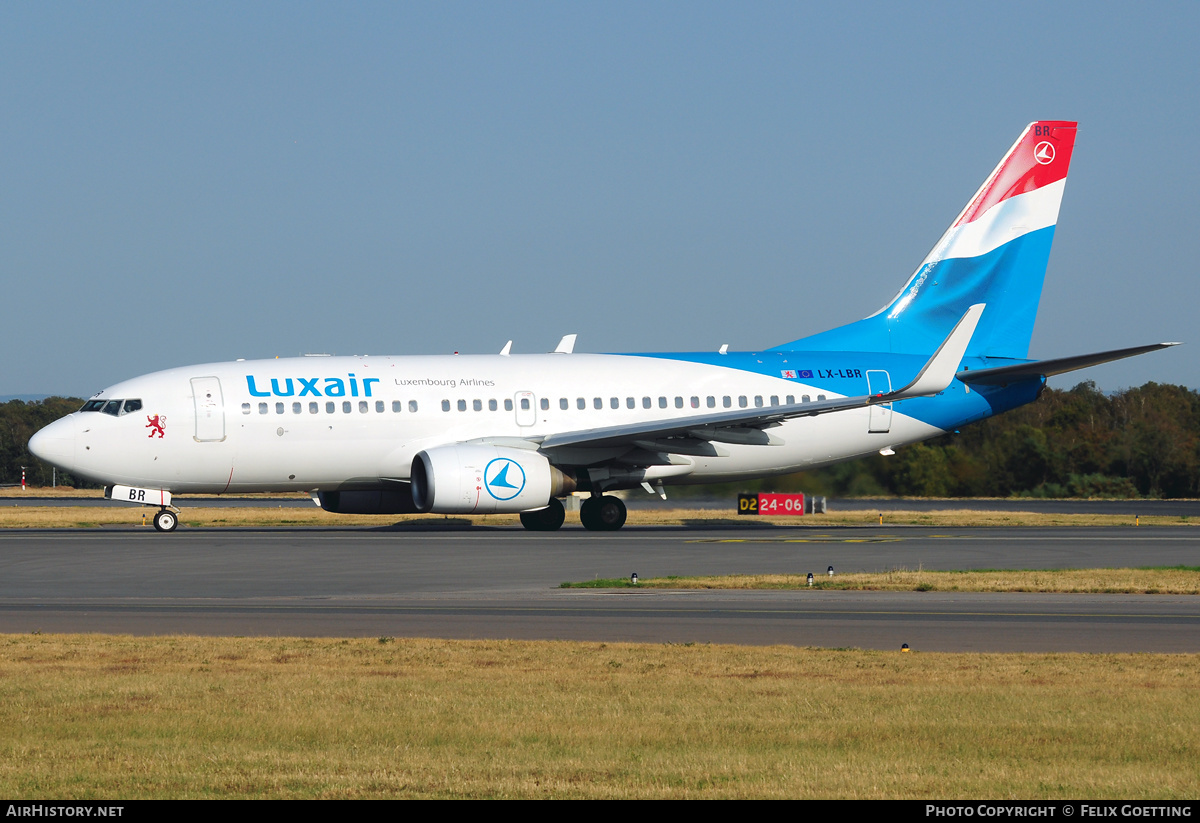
152,509,179,532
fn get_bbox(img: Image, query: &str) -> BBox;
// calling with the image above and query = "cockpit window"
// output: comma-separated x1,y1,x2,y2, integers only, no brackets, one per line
79,398,143,416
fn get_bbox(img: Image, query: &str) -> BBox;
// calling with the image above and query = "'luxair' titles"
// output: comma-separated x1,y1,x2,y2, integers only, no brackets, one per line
246,374,380,398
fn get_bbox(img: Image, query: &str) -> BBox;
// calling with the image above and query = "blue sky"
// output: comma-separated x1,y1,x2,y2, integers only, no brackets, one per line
3,2,1196,396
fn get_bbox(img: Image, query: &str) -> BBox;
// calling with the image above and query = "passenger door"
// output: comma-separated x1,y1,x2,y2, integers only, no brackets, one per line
866,370,892,433
191,376,226,442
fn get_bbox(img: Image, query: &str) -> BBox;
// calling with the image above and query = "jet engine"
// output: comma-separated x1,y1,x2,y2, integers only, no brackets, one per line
411,444,575,514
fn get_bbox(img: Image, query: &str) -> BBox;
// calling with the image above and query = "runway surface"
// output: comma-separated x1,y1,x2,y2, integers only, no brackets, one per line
1,524,1197,651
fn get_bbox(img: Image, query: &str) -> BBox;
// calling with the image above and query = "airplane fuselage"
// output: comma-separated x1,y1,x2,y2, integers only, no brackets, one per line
34,350,1038,495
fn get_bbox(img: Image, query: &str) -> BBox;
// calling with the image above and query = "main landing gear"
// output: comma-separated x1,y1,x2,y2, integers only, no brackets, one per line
579,495,627,531
517,495,628,531
519,497,566,531
152,509,179,532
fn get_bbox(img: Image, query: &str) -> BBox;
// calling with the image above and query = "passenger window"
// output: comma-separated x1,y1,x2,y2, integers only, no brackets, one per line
441,400,450,412
786,395,795,404
593,397,602,410
611,397,619,409
276,402,285,414
818,394,827,401
754,396,763,408
241,403,251,415
473,399,482,412
490,399,499,411
375,401,384,413
707,396,715,408
359,401,369,413
739,396,748,408
541,398,549,411
409,400,419,413
392,401,401,413
675,397,683,409
294,402,303,414
690,396,699,408
504,399,513,411
770,396,779,406
802,395,810,403
577,398,586,410
627,397,635,409
521,398,531,410
259,403,269,414
310,402,319,414
643,397,651,409
658,397,667,408
343,401,352,413
723,396,732,408
560,398,569,410
457,399,467,412
326,401,335,414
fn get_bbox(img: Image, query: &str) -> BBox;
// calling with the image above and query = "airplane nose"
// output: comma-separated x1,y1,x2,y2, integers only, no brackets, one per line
28,418,76,470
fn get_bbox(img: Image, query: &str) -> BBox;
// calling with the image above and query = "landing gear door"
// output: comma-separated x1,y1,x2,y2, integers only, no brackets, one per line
191,376,226,442
514,391,537,427
866,370,892,434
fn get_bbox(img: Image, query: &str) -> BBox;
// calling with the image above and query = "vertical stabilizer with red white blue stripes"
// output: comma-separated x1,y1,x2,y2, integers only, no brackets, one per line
774,121,1077,359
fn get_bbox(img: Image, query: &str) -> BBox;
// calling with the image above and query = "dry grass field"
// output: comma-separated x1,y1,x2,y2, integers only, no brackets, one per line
1,635,1197,799
564,569,1200,594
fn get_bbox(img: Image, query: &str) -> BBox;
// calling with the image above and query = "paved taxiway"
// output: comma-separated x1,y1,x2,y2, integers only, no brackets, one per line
1,525,1196,651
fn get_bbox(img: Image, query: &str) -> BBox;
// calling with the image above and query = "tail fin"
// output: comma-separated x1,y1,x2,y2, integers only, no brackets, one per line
774,121,1078,358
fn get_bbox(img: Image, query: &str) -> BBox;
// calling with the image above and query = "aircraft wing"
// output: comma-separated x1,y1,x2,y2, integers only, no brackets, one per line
538,304,985,452
956,342,1180,386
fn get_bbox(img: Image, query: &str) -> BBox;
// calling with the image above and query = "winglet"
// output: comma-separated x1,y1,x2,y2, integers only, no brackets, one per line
891,304,985,399
499,340,512,357
553,334,577,354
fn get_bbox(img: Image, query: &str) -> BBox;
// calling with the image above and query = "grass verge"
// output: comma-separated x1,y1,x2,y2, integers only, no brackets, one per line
561,567,1200,594
1,634,1197,799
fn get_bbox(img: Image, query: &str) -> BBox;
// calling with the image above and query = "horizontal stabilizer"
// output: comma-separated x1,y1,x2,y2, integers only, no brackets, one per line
957,343,1180,385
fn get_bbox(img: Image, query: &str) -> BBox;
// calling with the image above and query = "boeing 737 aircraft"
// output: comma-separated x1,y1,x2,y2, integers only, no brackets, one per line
29,121,1176,532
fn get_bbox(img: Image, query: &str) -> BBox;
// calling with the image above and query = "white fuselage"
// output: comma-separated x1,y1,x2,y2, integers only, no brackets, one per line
40,352,944,494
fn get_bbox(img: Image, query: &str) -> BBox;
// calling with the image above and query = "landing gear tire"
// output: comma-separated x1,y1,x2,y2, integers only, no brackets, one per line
152,509,178,532
580,495,627,531
520,497,566,531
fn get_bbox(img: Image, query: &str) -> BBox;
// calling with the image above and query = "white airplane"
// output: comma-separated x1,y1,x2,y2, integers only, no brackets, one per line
29,121,1176,532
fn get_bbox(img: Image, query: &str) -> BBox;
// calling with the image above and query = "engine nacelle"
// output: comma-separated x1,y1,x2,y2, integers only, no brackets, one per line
411,444,575,514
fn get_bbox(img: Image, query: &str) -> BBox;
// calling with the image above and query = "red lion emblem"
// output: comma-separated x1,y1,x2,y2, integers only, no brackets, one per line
146,414,166,438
